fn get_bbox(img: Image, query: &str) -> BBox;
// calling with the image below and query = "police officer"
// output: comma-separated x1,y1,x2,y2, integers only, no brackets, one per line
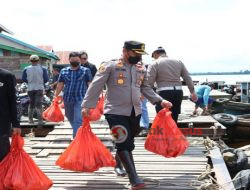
150,47,197,122
82,41,172,189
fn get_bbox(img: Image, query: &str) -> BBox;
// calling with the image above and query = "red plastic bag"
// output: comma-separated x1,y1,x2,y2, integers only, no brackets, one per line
56,118,116,172
0,149,14,190
97,93,104,114
3,135,53,190
88,94,104,121
60,101,64,108
145,108,189,158
88,108,102,121
43,96,64,122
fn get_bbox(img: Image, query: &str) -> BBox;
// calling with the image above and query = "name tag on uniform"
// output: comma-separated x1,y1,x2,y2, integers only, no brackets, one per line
115,68,126,71
0,82,4,87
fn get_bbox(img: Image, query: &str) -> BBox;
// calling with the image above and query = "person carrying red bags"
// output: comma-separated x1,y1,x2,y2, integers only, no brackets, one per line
151,47,197,123
0,68,21,162
55,52,92,138
82,41,172,190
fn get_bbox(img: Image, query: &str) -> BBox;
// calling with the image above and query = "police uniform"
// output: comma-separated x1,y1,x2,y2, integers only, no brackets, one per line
82,41,162,188
82,58,162,151
147,49,195,122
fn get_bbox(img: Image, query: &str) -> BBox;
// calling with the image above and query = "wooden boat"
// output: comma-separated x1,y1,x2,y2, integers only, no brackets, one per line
224,101,250,112
237,114,250,127
213,98,250,115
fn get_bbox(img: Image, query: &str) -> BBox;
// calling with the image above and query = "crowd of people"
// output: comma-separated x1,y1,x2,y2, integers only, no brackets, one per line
0,40,219,189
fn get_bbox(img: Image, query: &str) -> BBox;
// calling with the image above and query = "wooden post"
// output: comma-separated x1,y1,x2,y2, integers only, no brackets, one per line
210,147,235,190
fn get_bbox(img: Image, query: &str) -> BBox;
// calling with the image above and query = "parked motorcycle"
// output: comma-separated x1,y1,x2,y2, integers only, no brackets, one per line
16,83,54,121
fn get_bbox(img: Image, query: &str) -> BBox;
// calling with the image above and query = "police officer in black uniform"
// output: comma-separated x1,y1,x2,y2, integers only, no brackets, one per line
82,41,172,189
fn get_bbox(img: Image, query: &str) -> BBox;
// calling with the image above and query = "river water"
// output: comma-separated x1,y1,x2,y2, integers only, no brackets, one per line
191,74,250,148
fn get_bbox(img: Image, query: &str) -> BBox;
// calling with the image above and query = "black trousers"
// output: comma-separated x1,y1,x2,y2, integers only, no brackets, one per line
105,109,141,152
0,134,10,161
156,90,183,122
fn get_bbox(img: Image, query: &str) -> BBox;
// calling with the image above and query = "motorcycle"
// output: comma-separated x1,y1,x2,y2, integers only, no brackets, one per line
16,83,54,121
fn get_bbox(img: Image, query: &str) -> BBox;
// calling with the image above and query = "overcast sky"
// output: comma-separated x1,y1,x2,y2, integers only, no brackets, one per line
1,0,250,72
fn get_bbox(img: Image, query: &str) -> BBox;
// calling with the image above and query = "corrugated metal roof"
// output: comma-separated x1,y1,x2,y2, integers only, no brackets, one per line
0,33,59,60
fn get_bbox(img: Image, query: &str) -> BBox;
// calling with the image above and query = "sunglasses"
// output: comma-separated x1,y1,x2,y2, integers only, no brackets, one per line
81,57,87,60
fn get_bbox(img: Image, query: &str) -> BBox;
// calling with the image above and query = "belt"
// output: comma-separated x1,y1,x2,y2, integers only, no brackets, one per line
156,86,182,92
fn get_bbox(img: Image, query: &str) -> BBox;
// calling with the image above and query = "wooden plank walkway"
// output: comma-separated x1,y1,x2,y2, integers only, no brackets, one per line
23,114,209,189
18,99,238,189
24,139,208,189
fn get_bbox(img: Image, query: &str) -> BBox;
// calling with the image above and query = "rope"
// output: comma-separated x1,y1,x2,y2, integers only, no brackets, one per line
202,137,250,190
141,177,204,189
208,174,227,190
219,172,250,190
203,171,250,190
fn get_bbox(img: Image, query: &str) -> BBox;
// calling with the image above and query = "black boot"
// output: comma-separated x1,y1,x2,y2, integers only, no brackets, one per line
129,151,145,186
129,151,135,168
114,153,127,177
118,151,146,190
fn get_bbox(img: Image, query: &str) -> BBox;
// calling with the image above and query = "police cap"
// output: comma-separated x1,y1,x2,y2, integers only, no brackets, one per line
152,46,166,57
124,41,148,55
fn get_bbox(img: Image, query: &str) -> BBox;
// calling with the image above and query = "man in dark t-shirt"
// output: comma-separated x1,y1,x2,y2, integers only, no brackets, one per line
79,51,97,78
50,67,60,90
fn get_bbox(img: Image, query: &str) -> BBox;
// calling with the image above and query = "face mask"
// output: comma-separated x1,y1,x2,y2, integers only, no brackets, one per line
70,61,80,67
128,56,141,64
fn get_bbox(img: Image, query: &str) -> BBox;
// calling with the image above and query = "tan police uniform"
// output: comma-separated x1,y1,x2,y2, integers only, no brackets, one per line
82,41,158,189
82,59,163,115
82,58,163,151
146,55,195,122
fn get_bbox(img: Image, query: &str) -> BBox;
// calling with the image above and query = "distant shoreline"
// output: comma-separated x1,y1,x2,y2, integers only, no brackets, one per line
191,72,250,76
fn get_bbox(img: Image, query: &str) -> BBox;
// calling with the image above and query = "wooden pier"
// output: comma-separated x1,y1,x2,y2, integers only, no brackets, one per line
20,99,234,189
23,119,208,189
